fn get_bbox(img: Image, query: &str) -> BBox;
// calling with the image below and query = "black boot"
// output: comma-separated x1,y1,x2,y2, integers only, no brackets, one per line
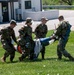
19,53,27,61
58,56,62,60
42,53,45,60
68,55,74,61
10,56,14,62
19,57,23,61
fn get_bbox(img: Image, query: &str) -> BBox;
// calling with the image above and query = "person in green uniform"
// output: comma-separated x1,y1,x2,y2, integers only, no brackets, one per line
52,15,74,61
0,20,17,62
35,17,48,59
18,18,34,61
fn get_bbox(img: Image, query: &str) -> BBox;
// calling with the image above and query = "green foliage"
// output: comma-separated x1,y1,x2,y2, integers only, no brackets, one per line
42,0,60,5
42,0,74,5
0,30,74,75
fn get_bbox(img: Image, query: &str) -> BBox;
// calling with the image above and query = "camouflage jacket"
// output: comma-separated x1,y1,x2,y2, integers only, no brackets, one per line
35,24,48,38
18,25,34,50
54,21,71,39
0,26,17,43
19,25,32,38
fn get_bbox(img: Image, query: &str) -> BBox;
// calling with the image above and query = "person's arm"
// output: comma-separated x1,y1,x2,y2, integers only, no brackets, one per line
0,30,3,35
0,27,3,35
0,28,7,35
43,25,48,35
54,24,62,36
18,27,24,36
12,30,17,43
35,25,39,35
19,26,27,37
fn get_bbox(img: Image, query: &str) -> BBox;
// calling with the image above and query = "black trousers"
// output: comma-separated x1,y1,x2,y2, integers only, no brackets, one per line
41,46,45,59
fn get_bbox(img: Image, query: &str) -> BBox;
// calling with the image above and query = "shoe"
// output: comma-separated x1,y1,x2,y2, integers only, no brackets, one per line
1,57,6,62
19,57,23,61
58,56,62,60
69,57,74,61
42,57,45,60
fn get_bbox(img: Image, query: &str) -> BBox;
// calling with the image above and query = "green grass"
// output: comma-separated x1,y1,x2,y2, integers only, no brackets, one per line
0,30,74,75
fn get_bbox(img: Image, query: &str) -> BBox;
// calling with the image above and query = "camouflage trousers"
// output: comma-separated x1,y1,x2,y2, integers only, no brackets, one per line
57,38,71,58
1,39,15,61
18,37,35,60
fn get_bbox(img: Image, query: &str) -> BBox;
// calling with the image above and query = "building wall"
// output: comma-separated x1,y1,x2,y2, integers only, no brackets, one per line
0,3,2,22
14,2,19,20
8,3,11,21
20,0,41,20
21,0,32,20
31,0,41,11
23,10,59,20
0,0,42,22
0,2,19,22
21,0,25,20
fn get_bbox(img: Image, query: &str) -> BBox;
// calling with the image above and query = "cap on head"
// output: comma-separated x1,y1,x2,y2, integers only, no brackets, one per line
25,17,32,24
58,15,64,20
10,20,17,25
41,17,48,21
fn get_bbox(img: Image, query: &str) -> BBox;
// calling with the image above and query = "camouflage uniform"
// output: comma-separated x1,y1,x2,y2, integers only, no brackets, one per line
18,25,35,61
54,21,74,60
35,24,48,59
0,26,17,62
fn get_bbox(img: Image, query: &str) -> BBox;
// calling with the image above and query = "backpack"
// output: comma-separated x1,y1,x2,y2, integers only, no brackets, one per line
62,22,72,40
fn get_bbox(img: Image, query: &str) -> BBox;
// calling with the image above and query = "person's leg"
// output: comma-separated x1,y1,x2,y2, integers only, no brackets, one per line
1,42,9,62
19,48,30,61
8,43,16,62
19,52,28,61
57,45,62,60
41,46,45,59
40,37,51,46
10,51,15,62
1,51,9,62
59,38,74,61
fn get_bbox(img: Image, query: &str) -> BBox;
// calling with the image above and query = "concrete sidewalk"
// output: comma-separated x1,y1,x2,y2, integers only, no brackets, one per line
0,10,74,36
0,19,74,37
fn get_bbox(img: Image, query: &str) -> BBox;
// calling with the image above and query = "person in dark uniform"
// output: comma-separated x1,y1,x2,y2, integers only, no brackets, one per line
35,17,48,59
52,15,74,61
18,18,35,61
0,20,17,62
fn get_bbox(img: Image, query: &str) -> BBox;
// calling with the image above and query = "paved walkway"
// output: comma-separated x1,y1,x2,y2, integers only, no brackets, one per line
0,10,74,36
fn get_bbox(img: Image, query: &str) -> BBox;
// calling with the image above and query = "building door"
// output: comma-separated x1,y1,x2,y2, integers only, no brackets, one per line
2,2,9,22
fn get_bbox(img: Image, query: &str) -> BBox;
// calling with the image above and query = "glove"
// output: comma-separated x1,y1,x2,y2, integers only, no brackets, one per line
50,34,58,40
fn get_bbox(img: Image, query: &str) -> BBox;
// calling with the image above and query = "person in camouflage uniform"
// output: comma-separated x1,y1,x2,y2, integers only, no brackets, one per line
52,15,74,61
18,18,35,61
0,20,17,62
35,17,48,59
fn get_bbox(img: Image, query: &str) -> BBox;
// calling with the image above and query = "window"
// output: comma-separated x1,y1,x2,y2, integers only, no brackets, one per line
25,1,31,9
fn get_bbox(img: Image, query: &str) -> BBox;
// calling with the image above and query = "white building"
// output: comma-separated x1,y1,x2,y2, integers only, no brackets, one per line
0,0,42,22
0,0,59,22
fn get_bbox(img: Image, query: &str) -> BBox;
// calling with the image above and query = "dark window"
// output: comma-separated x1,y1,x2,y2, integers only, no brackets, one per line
25,1,31,9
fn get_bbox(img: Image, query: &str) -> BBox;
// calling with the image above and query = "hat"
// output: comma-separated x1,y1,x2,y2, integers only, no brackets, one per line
58,15,64,19
41,17,48,21
10,20,17,25
25,17,32,24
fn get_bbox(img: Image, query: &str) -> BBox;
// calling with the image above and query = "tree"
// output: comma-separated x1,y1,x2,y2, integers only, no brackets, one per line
61,0,73,5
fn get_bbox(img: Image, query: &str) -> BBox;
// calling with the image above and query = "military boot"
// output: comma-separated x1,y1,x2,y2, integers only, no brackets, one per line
19,57,23,61
41,53,45,60
68,55,74,61
10,56,14,62
1,56,6,62
58,56,62,60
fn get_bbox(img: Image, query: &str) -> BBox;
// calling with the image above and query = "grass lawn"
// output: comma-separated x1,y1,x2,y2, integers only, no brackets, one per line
0,30,74,75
